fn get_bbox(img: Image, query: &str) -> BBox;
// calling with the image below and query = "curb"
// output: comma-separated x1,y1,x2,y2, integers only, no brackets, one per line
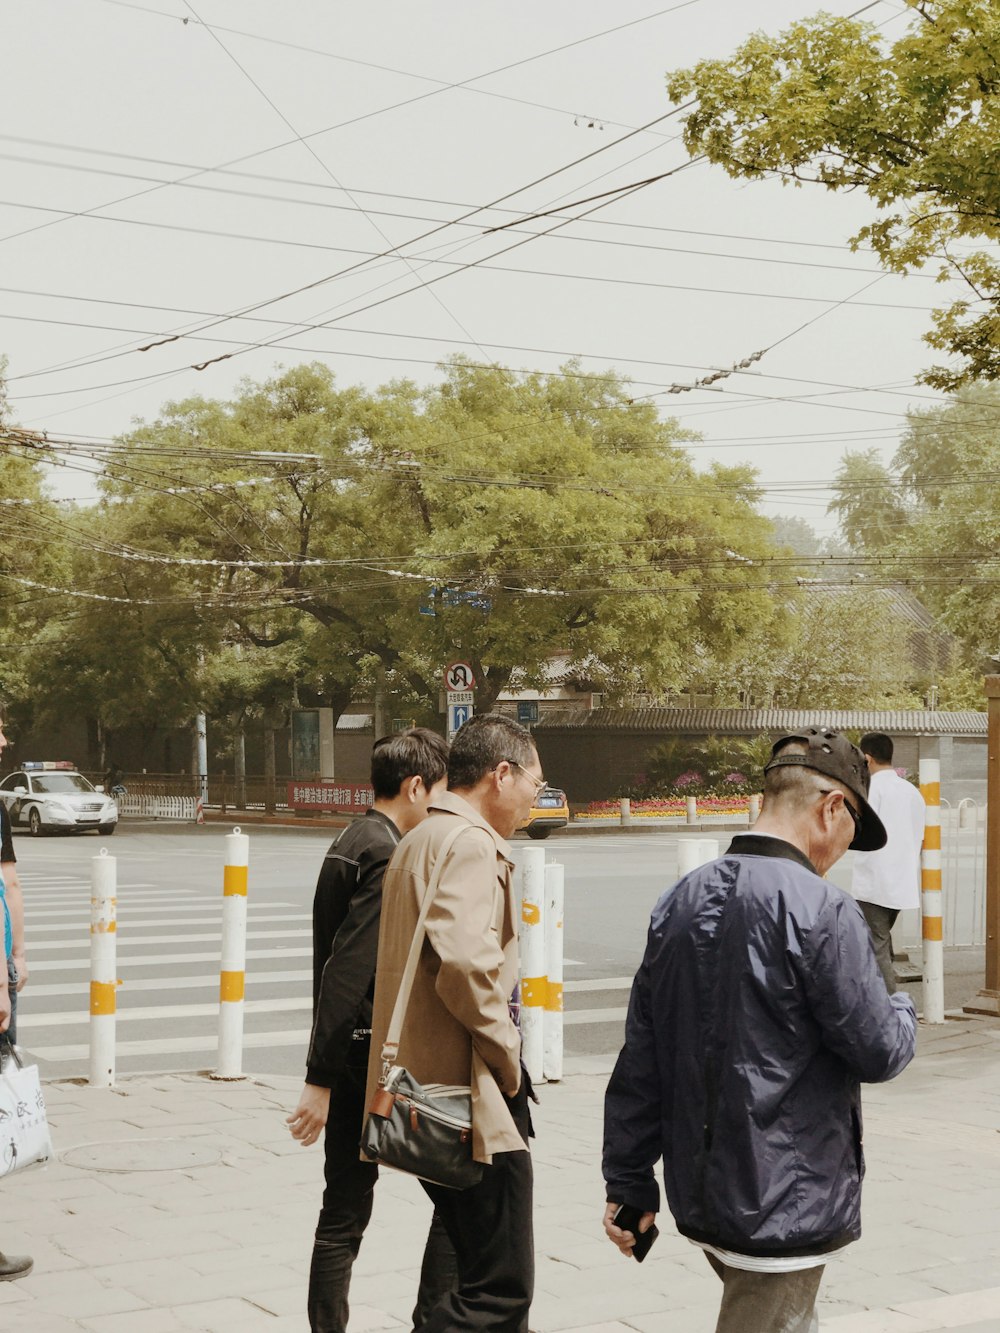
124,813,751,836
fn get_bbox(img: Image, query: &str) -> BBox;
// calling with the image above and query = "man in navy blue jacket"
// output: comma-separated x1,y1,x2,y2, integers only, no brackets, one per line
603,728,917,1333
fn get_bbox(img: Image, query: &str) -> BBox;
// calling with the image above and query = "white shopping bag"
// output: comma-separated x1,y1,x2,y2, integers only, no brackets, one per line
0,1040,53,1175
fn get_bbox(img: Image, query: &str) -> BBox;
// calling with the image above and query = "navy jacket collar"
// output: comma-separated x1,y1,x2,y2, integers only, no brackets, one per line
725,833,817,876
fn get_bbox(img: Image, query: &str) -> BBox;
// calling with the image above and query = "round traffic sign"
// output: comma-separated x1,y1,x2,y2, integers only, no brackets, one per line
444,661,476,691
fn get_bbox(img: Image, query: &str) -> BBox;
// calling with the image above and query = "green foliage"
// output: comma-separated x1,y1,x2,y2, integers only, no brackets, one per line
769,587,922,708
768,515,822,558
936,664,988,711
0,374,72,718
824,386,1000,667
827,450,910,552
12,356,946,744
666,1,1000,389
54,359,787,731
631,734,758,797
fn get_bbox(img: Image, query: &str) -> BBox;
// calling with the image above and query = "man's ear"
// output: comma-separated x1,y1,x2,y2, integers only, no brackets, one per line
405,774,424,803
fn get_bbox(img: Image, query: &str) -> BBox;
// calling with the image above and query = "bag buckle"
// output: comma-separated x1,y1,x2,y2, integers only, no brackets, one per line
378,1043,398,1087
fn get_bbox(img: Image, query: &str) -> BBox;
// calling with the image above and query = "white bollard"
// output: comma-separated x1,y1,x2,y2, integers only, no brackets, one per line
89,848,117,1088
543,862,564,1083
749,794,761,824
920,760,945,1023
677,838,720,878
620,797,632,827
677,838,700,877
685,795,697,824
518,845,547,1086
214,827,249,1079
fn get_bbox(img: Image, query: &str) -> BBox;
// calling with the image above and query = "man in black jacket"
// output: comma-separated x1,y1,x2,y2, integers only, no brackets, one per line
287,727,456,1333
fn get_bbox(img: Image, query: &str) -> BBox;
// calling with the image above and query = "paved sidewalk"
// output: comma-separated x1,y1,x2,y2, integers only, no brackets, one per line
5,1018,1000,1332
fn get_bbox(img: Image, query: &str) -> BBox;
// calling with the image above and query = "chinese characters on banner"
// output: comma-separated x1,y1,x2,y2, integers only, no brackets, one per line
287,782,375,813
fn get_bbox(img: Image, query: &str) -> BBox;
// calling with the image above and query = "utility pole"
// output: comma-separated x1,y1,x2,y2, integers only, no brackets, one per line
234,726,247,811
263,726,276,815
965,676,1000,1015
195,713,208,810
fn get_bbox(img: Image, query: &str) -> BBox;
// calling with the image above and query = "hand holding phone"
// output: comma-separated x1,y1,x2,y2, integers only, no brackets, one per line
612,1204,659,1262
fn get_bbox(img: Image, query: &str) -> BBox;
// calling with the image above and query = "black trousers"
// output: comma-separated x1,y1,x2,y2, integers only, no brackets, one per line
308,1064,458,1333
859,901,899,994
415,1084,533,1332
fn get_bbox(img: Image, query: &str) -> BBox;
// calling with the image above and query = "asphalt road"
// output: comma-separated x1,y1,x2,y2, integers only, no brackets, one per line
9,821,986,1084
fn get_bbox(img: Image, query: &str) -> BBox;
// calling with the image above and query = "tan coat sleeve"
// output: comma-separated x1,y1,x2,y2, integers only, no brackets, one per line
423,830,522,1096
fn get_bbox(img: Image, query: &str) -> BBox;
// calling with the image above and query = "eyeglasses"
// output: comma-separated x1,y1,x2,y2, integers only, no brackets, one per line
817,788,862,838
506,760,547,796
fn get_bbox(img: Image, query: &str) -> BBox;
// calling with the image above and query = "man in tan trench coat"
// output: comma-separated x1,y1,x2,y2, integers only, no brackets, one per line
366,713,543,1331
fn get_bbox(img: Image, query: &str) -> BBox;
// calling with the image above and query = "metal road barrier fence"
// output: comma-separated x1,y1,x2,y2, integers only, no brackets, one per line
117,792,198,820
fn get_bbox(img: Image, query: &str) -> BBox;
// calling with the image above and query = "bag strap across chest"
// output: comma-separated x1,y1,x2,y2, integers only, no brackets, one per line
380,822,471,1073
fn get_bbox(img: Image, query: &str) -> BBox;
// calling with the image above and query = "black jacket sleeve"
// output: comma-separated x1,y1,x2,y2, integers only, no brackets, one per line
306,832,393,1087
0,805,15,865
603,945,663,1215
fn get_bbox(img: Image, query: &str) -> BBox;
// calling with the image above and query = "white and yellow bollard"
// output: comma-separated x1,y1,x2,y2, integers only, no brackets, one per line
214,827,249,1079
518,845,547,1086
543,861,564,1083
89,848,117,1088
920,759,945,1023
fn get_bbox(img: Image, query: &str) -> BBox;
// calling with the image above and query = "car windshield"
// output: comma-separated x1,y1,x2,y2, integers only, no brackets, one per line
31,773,94,794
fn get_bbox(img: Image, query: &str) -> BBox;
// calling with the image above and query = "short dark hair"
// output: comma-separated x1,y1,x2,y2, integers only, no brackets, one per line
860,732,893,765
448,713,536,791
763,739,852,811
370,728,449,800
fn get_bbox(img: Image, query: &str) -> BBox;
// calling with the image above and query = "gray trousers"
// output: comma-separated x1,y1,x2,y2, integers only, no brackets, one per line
705,1253,824,1333
858,902,899,994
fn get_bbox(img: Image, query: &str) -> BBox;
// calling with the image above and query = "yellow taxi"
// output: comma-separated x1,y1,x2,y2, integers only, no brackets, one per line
518,783,569,840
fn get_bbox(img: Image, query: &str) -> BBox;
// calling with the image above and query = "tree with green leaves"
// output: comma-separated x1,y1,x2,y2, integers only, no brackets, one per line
81,360,787,722
0,365,77,724
827,449,910,552
667,0,1000,389
769,586,922,708
869,385,1000,669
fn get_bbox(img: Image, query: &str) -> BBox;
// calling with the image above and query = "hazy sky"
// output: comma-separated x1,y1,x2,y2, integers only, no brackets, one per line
2,0,953,537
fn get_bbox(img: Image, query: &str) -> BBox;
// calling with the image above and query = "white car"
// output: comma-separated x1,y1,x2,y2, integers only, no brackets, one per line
0,762,119,836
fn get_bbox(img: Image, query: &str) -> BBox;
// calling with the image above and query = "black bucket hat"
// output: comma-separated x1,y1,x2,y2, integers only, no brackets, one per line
764,727,887,852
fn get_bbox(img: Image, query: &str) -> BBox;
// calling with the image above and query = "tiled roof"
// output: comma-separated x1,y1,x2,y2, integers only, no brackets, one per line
533,707,986,736
802,585,953,675
336,713,374,731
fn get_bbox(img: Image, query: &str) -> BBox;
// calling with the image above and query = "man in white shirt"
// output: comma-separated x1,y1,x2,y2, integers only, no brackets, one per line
852,733,926,993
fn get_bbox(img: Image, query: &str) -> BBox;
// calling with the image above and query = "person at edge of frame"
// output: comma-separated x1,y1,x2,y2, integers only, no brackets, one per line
0,714,33,1282
286,727,457,1333
603,727,917,1333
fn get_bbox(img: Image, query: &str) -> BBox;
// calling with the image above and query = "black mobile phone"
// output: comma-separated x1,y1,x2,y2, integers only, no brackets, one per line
613,1204,659,1263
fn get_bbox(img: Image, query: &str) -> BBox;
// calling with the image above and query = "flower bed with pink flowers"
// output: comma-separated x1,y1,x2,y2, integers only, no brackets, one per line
577,796,752,821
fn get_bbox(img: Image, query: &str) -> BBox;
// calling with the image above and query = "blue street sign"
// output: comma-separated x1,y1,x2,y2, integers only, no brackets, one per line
448,702,472,738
